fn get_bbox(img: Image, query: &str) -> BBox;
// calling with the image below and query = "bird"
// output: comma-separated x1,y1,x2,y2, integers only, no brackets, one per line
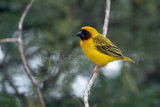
76,26,135,74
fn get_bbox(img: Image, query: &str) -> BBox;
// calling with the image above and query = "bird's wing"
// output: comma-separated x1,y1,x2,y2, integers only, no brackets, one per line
93,34,124,58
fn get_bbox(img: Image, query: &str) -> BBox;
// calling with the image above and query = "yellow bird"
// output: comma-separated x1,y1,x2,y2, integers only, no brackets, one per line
76,26,135,73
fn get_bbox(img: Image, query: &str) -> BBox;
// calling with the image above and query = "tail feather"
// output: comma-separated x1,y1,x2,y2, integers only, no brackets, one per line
123,56,135,63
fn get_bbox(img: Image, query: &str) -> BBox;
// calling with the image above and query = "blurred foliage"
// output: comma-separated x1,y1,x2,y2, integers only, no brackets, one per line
0,0,160,107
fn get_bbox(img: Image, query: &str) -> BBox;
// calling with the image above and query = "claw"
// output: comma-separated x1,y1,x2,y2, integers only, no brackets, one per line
93,64,96,68
92,69,99,76
91,66,104,76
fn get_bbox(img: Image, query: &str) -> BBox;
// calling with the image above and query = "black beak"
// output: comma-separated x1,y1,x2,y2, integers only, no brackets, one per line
76,31,84,38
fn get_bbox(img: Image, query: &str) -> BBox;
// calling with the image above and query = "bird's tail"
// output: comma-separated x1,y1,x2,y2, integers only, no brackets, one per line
123,56,135,63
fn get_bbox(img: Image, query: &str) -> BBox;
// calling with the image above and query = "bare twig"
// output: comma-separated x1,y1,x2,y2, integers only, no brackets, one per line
18,0,35,33
0,38,18,43
83,0,111,107
2,68,27,105
70,94,84,107
102,0,111,37
37,77,49,86
17,38,46,107
0,0,46,107
83,66,99,107
17,0,46,107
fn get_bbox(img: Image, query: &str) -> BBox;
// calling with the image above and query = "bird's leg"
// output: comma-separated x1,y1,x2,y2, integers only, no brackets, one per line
93,64,96,68
92,66,103,76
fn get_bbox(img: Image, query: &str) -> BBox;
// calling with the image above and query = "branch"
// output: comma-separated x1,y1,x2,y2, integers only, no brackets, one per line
0,0,46,107
83,67,99,107
70,94,84,107
102,0,111,37
2,68,27,105
17,0,46,107
0,38,18,43
83,0,111,107
18,0,35,32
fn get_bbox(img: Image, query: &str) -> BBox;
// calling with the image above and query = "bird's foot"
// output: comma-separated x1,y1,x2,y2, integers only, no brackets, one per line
91,66,103,76
92,69,99,77
93,64,96,68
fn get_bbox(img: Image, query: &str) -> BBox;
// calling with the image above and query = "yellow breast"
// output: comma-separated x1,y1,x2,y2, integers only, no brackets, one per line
80,38,116,66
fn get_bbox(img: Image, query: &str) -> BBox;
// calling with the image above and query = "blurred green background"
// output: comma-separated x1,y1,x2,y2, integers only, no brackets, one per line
0,0,160,107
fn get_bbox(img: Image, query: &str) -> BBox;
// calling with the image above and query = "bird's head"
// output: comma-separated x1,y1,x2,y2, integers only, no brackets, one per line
76,26,98,40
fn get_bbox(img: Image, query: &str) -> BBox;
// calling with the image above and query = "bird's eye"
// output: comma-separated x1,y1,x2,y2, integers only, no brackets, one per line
82,30,88,36
80,29,91,40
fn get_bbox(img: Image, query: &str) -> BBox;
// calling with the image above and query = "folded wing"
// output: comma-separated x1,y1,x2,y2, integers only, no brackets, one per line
93,34,124,58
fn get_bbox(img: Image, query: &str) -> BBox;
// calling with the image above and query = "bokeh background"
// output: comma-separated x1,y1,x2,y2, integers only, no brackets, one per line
0,0,160,107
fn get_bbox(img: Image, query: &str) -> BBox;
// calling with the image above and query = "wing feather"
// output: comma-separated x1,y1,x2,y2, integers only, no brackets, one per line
93,34,124,58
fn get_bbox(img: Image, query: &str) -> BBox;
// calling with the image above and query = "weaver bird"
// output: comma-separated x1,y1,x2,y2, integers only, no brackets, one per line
76,26,135,74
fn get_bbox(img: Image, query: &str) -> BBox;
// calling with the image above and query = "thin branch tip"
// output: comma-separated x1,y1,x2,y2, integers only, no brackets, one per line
103,0,111,37
18,0,35,31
